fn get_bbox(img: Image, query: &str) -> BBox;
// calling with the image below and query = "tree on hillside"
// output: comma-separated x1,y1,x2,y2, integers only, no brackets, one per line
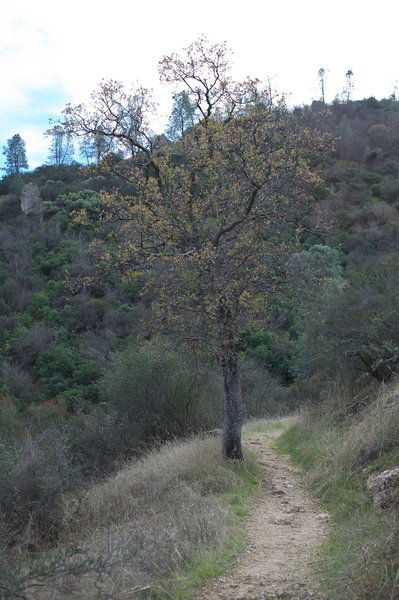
166,90,197,140
3,134,29,175
45,124,75,165
64,38,327,459
343,69,354,102
318,68,326,104
78,130,116,165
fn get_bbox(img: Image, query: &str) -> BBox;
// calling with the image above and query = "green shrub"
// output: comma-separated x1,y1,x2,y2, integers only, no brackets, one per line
32,345,98,403
33,346,80,379
28,291,51,320
358,170,382,185
33,242,77,277
296,264,399,384
43,190,99,218
0,194,20,220
240,330,294,384
240,357,288,417
100,338,222,444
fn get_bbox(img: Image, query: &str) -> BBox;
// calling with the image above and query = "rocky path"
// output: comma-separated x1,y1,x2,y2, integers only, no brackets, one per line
196,425,330,600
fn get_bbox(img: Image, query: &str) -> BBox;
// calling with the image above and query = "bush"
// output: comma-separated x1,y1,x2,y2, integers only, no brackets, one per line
10,323,57,369
240,357,288,418
1,362,37,404
100,338,222,445
63,407,123,477
240,330,294,384
32,345,99,404
0,428,80,551
43,190,99,223
296,263,399,384
0,194,20,220
0,397,22,441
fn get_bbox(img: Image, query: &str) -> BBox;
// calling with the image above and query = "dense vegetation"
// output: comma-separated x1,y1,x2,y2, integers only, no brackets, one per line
1,48,399,597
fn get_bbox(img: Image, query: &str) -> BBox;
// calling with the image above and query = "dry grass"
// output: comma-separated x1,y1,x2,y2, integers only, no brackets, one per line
63,435,240,534
243,415,297,433
338,384,399,472
306,382,399,489
21,434,256,599
279,380,399,600
330,512,399,600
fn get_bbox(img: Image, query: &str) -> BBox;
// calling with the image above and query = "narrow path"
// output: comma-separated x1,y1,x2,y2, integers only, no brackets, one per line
196,426,330,600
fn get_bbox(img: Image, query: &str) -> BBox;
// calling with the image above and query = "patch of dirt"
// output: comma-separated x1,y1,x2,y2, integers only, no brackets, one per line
196,428,329,600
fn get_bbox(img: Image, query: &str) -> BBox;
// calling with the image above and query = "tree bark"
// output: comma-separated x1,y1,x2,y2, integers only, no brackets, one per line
217,296,243,460
220,350,244,460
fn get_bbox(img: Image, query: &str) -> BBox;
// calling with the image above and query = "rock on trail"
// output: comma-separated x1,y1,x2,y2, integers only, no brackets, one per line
196,427,329,600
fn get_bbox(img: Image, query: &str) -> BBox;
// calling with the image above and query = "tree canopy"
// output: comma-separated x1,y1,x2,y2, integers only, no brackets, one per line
64,38,328,459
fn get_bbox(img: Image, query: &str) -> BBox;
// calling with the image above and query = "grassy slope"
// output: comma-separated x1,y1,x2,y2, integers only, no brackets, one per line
276,384,399,600
6,434,261,600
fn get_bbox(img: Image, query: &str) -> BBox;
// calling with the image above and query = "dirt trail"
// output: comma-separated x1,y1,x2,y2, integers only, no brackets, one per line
196,426,330,600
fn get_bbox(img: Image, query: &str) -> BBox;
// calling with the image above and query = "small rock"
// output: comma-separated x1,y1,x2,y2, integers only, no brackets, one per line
262,480,275,492
286,505,305,513
315,512,331,522
270,515,294,525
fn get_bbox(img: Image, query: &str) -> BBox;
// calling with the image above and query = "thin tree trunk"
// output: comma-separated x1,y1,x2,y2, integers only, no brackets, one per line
220,351,243,459
217,295,243,460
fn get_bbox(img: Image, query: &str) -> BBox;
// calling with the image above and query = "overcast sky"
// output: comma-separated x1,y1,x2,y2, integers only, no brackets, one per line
1,0,398,169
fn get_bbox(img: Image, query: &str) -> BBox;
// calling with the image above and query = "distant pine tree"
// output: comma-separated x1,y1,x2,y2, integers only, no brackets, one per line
166,91,197,140
3,134,29,174
46,125,75,165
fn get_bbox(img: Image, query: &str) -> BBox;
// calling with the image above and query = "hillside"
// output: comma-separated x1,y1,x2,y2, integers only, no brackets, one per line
1,90,399,599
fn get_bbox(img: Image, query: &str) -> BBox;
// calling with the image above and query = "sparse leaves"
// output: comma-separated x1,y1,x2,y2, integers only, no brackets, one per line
64,38,328,458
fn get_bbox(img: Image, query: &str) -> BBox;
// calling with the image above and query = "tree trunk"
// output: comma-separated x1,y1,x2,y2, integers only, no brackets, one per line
217,295,243,460
220,350,243,460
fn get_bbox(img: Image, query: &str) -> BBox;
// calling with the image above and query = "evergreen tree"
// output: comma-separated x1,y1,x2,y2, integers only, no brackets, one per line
343,69,354,102
46,125,74,165
166,91,196,140
78,131,114,165
318,67,326,103
3,134,29,175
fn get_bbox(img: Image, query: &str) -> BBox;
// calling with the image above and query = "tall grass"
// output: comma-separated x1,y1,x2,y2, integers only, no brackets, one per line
277,381,399,600
3,434,259,599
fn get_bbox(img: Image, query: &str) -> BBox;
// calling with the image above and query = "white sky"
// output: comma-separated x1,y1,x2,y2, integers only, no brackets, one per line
1,0,398,169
